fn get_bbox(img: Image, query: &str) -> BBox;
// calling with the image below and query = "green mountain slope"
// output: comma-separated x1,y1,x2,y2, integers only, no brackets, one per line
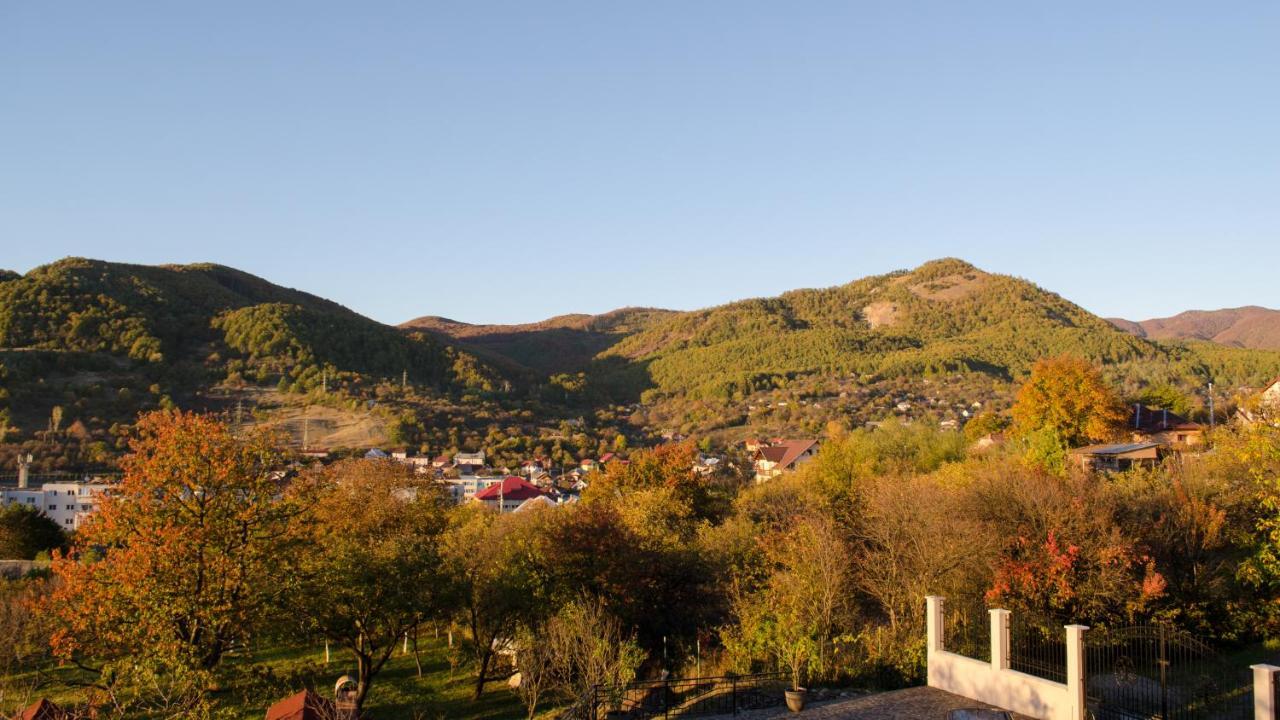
0,259,503,466
0,258,497,388
595,259,1173,401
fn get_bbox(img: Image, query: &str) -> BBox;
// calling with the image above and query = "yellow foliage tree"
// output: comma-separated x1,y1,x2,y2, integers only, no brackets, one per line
1012,355,1127,448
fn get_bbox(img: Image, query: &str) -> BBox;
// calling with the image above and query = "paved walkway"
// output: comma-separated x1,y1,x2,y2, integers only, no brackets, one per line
718,686,1028,719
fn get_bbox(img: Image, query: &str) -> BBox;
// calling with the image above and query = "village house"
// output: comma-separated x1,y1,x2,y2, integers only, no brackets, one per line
13,698,70,720
752,439,819,483
970,432,1006,452
693,454,722,476
1264,376,1280,409
1128,403,1204,447
511,494,558,513
442,475,504,504
453,451,486,477
390,451,435,473
473,476,550,513
264,689,350,720
1069,441,1164,473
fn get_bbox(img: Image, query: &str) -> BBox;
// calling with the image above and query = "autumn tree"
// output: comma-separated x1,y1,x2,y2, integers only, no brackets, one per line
975,469,1165,627
1011,355,1126,449
725,513,851,690
286,458,455,713
554,474,724,653
586,441,728,522
0,576,55,679
856,474,989,634
48,411,294,695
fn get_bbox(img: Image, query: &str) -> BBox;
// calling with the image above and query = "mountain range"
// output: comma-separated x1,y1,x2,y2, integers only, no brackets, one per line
1109,307,1280,350
3,257,1280,466
405,258,1279,406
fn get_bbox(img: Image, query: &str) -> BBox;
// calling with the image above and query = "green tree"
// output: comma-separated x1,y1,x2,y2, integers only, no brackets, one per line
287,459,454,713
0,505,67,560
726,513,850,691
442,506,549,700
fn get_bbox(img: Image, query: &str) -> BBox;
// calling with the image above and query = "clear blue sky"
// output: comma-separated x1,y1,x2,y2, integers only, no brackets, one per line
3,2,1277,325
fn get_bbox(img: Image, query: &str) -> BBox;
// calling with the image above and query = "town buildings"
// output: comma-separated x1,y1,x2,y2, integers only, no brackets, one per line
0,457,114,531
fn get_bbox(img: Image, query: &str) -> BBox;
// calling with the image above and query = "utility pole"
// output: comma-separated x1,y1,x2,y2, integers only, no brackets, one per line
402,369,408,391
1208,382,1215,432
322,370,327,395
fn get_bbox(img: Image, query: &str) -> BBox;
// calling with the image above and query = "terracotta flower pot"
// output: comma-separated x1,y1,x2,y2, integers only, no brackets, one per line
785,688,808,713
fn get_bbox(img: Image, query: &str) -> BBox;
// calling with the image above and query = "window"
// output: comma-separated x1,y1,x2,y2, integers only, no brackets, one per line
49,505,57,511
67,504,75,510
64,519,72,525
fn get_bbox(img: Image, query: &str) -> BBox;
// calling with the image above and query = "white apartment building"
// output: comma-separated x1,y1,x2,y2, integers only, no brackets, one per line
1,480,113,530
1,457,114,531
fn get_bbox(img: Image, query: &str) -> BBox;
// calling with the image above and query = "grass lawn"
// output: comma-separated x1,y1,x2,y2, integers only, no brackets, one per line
2,635,558,720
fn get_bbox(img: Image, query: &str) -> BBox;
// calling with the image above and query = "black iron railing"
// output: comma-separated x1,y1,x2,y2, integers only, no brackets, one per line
574,672,790,719
944,598,991,663
1007,613,1066,684
1086,625,1252,720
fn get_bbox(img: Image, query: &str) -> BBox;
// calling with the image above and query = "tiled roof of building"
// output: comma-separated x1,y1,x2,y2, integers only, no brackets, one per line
474,476,547,502
17,699,67,720
1070,442,1163,456
1129,404,1201,432
756,439,818,469
265,690,343,720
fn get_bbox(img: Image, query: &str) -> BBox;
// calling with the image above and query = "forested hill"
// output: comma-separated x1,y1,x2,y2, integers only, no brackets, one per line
590,258,1181,401
0,258,498,387
406,258,1280,422
1109,306,1280,350
0,259,502,455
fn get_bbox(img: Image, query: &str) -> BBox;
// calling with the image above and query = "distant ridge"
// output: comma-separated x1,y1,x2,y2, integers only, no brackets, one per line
1109,306,1280,350
400,307,674,375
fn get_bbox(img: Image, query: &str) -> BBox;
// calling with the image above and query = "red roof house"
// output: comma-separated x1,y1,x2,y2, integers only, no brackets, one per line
265,690,346,720
474,476,549,512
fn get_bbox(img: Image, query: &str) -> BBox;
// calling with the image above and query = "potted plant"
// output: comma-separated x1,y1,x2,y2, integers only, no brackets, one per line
756,595,822,713
778,633,817,712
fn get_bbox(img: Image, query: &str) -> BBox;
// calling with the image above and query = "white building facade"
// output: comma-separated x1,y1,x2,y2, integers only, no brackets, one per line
1,479,114,531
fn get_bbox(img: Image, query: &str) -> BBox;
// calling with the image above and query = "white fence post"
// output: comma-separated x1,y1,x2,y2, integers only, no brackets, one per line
927,596,944,653
927,595,944,689
1252,664,1280,720
1065,624,1088,720
990,609,1010,671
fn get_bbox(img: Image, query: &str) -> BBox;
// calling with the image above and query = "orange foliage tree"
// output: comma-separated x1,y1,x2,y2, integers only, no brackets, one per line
48,411,294,686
